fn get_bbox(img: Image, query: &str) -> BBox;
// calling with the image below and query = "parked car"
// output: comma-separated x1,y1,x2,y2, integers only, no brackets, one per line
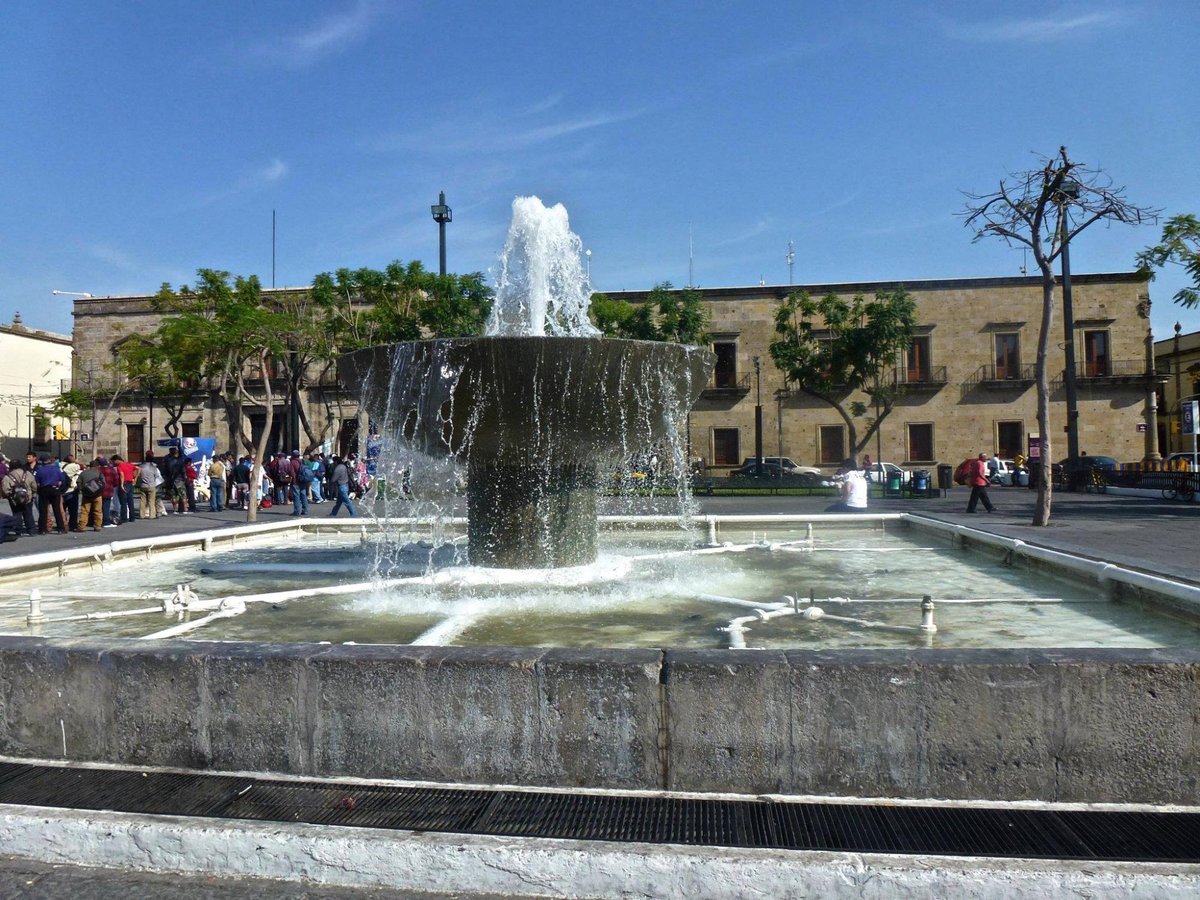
1163,451,1199,470
735,456,821,476
1054,454,1119,471
862,462,911,485
729,460,835,486
985,458,1017,486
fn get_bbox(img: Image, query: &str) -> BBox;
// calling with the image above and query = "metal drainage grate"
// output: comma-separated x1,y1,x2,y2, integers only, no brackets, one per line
2,761,1199,863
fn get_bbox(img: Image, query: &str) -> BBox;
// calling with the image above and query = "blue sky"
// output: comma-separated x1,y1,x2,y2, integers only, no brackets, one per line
2,1,1198,341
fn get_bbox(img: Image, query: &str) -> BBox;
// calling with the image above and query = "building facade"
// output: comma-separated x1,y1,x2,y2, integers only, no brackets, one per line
1155,324,1200,457
70,291,360,463
0,314,73,462
69,272,1161,472
612,272,1160,472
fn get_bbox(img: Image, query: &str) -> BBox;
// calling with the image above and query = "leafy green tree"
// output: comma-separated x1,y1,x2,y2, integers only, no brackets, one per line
963,147,1156,526
1137,214,1200,308
770,288,916,458
589,282,709,343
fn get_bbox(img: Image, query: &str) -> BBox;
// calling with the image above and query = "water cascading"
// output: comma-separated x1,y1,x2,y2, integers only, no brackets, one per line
339,197,714,568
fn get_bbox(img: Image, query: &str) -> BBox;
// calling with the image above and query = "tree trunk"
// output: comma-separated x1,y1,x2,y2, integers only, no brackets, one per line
1033,262,1056,526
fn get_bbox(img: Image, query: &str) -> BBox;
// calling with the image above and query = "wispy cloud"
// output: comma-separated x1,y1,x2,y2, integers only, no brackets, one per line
940,10,1124,43
183,158,289,210
374,108,644,156
252,0,378,66
712,219,772,248
87,243,141,273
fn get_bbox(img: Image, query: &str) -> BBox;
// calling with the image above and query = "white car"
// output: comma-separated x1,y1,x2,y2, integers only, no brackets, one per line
863,462,911,484
987,458,1017,486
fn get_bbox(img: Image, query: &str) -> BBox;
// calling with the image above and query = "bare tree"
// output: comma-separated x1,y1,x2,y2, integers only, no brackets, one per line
963,147,1157,526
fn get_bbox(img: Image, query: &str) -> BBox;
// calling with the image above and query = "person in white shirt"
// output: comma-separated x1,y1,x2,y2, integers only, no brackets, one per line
825,457,869,513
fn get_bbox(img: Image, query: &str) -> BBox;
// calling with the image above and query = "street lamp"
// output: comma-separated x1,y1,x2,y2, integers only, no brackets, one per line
51,290,94,298
145,379,158,457
753,356,764,477
431,191,452,276
1056,179,1082,488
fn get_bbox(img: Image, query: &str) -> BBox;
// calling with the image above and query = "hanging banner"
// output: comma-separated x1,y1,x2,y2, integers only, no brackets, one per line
1184,400,1199,436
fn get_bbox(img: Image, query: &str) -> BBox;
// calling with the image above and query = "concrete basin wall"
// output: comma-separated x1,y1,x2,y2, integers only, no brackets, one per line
1,637,1198,804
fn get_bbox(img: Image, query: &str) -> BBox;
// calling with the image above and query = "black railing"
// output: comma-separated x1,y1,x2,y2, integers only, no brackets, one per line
893,365,948,387
1072,359,1151,379
705,372,751,392
973,363,1037,385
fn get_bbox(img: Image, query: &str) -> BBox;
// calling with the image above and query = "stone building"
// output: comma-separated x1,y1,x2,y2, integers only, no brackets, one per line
69,291,360,463
0,314,73,462
611,272,1160,472
69,271,1161,472
1155,324,1200,457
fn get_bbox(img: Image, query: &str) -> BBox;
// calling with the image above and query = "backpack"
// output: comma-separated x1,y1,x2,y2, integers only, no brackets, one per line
80,474,105,499
9,480,31,506
953,460,971,486
295,463,314,485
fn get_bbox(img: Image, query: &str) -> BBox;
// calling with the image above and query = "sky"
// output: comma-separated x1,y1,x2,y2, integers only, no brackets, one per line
2,1,1198,343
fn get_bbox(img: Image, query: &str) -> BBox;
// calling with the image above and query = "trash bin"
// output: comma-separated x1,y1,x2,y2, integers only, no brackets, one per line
937,464,953,492
913,469,930,496
886,471,902,495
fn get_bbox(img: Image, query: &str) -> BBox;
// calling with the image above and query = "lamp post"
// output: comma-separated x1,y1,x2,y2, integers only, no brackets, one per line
1175,322,1184,455
753,356,764,478
145,380,157,457
431,191,452,276
1056,179,1082,488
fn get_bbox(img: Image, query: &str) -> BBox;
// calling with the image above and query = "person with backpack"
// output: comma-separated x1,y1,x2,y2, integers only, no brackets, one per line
137,450,161,519
34,454,68,534
964,452,997,514
98,457,120,527
76,458,106,531
327,454,357,518
311,453,327,503
0,460,37,537
60,453,83,532
290,450,312,516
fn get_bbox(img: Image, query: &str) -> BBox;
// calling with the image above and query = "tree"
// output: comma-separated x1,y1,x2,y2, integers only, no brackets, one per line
1137,214,1200,309
963,146,1157,526
588,282,709,343
769,288,916,458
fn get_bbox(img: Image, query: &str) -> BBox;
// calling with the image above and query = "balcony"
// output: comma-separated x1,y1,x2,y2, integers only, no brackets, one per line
971,363,1037,389
1070,359,1164,386
892,365,948,391
703,372,751,396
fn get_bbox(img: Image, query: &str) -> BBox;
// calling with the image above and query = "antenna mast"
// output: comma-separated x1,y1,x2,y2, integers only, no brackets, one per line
688,224,694,288
786,240,795,285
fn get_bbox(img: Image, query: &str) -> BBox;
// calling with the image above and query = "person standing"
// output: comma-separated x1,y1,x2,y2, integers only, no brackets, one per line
60,454,83,532
0,460,37,536
289,451,310,516
208,456,226,512
112,454,137,522
328,455,357,517
965,452,997,514
233,455,253,510
76,459,106,531
98,457,120,527
137,451,160,519
34,454,67,534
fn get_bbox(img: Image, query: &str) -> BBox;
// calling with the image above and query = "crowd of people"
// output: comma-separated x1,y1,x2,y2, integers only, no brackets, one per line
0,447,373,540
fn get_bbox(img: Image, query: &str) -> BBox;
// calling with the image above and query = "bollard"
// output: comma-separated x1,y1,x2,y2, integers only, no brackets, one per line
920,594,937,633
707,518,718,546
27,588,46,625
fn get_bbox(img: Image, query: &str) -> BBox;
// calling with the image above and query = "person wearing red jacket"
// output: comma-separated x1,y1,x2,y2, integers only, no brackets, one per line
965,452,996,514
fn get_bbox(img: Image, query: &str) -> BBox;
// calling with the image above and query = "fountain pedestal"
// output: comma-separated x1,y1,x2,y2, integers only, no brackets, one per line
340,336,713,568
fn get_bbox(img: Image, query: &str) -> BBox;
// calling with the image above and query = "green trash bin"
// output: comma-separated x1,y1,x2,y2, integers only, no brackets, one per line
886,471,902,495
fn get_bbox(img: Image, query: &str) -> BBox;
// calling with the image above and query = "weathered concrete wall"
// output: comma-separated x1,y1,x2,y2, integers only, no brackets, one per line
2,637,1198,803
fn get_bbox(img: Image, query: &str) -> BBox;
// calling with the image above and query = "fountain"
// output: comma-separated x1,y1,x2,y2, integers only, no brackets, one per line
339,197,714,567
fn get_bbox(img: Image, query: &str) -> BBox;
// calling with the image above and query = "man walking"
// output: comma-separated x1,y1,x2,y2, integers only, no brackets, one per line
965,452,997,514
328,455,357,518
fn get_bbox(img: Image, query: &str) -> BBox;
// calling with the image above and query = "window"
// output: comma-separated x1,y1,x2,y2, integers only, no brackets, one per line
182,422,200,438
713,342,738,388
907,337,931,382
996,421,1024,460
818,425,846,466
995,333,1020,379
712,428,740,466
907,423,934,463
1084,330,1110,377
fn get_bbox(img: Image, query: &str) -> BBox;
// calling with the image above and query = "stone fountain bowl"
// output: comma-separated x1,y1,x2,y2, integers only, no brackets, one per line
339,336,715,464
